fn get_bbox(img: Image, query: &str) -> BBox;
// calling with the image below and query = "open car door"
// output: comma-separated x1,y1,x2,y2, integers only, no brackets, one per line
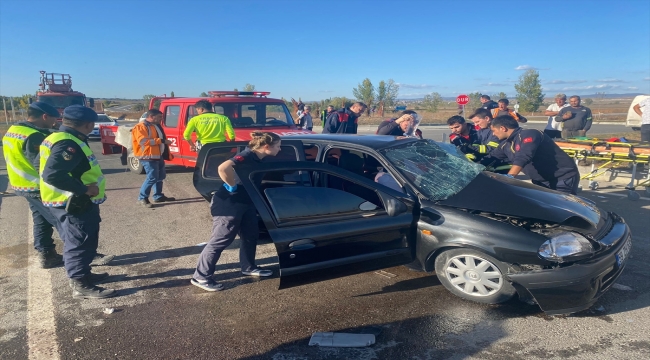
193,140,306,201
233,161,418,289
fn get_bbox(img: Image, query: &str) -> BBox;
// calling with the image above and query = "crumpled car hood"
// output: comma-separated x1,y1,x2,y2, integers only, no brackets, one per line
437,173,601,229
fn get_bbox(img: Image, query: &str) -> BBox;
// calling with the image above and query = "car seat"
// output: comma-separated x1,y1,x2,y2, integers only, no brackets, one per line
232,116,255,126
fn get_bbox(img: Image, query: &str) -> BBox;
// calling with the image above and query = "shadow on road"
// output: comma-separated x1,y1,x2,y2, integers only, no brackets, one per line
354,275,442,297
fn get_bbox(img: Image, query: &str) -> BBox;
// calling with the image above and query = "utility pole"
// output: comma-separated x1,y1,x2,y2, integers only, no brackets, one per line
10,97,17,122
2,98,9,125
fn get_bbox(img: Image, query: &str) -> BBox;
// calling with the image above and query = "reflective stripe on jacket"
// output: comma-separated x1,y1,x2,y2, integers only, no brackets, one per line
132,122,165,160
39,132,106,207
2,125,40,192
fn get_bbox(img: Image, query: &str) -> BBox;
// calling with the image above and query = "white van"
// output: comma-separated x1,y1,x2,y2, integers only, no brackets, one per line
626,95,650,130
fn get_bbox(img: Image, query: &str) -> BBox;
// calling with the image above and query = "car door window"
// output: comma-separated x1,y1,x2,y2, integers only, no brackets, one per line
187,105,227,125
249,168,385,226
264,187,377,224
325,147,403,193
164,105,180,127
202,146,240,179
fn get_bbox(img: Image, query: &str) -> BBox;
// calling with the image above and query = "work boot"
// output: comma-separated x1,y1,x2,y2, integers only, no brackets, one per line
152,195,176,203
90,253,115,266
68,272,110,287
70,275,117,299
38,249,63,269
138,198,153,208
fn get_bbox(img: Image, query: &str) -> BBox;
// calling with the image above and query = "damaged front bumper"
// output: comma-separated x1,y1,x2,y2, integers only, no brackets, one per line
509,217,631,315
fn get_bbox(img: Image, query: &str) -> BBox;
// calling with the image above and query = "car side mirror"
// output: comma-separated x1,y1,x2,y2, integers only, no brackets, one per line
385,197,408,217
89,98,95,108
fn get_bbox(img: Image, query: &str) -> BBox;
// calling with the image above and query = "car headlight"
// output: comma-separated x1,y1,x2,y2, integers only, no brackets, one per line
538,232,594,263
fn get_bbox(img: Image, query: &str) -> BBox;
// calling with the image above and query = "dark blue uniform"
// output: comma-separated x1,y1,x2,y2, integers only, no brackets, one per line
480,128,580,194
41,126,101,280
322,108,359,134
11,122,62,254
193,148,264,284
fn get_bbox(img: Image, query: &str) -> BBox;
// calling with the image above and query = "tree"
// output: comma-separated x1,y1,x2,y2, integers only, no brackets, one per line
492,92,507,100
170,91,175,97
200,92,208,97
467,92,483,111
514,69,545,113
352,78,375,116
421,92,443,113
242,84,255,92
584,98,594,106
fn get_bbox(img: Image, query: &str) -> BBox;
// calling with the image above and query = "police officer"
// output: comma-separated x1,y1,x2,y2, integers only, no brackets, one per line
2,102,62,268
183,99,235,152
39,105,116,299
480,115,580,194
191,131,281,291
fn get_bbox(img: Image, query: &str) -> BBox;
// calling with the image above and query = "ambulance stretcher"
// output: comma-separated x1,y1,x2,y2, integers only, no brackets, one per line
554,139,650,200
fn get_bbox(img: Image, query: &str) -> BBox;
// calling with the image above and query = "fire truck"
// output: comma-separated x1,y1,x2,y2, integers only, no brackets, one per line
32,71,99,117
99,91,314,173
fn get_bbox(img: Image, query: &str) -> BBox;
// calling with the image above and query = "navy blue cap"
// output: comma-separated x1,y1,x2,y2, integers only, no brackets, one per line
29,102,60,117
62,105,98,122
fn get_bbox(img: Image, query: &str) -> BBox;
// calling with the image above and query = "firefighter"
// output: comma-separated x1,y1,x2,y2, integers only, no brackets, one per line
447,115,480,160
191,131,281,291
469,108,501,155
480,115,580,194
2,102,62,268
39,105,116,299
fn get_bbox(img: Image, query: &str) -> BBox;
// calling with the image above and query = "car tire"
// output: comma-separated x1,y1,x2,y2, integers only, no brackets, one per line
435,248,516,304
128,155,144,174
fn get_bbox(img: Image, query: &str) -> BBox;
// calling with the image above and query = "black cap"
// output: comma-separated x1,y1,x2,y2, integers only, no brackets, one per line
62,105,98,122
29,102,60,117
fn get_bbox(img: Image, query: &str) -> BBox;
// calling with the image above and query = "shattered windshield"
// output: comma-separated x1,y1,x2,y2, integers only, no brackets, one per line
380,140,484,201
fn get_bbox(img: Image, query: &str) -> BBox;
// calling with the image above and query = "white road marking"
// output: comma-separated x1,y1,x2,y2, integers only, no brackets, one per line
26,209,60,360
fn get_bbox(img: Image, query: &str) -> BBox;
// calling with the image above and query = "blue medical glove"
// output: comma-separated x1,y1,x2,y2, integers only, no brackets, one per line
502,174,515,178
223,183,238,192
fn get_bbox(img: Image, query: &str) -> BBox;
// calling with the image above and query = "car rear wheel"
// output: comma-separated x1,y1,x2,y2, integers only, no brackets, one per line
128,155,144,174
435,248,516,304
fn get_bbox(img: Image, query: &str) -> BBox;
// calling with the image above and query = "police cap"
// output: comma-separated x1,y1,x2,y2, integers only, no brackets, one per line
62,105,98,122
29,102,60,117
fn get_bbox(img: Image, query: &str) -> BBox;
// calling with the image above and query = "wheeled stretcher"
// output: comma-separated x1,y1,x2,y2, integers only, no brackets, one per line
555,139,650,200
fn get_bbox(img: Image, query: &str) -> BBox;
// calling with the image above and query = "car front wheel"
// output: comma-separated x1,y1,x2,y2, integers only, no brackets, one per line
435,248,516,304
128,155,144,174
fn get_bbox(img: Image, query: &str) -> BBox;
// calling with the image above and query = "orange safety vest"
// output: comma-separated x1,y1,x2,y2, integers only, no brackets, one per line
491,108,520,122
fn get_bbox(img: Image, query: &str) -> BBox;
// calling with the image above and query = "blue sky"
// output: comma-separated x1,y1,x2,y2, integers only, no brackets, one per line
1,0,649,100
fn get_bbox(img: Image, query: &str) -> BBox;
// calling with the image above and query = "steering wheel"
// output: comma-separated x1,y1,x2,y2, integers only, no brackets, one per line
265,117,286,125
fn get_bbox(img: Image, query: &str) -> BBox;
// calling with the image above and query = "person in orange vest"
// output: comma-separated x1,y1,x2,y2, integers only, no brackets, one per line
491,99,528,123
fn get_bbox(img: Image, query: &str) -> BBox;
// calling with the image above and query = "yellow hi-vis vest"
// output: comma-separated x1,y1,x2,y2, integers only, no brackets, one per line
39,132,107,207
2,125,41,193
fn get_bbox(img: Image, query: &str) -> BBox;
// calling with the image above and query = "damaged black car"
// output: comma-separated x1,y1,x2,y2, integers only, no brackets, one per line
193,135,632,315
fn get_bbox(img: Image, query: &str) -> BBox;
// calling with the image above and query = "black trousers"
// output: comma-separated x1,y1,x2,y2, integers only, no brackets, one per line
49,204,101,279
532,174,580,195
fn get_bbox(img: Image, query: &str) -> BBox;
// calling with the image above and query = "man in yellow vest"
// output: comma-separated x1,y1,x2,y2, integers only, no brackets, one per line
183,100,235,152
2,102,62,268
40,105,116,299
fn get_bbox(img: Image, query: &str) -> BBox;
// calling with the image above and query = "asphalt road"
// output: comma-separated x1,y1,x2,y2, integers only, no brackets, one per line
1,136,649,360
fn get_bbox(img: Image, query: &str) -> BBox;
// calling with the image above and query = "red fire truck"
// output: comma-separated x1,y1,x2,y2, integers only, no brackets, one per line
100,91,314,173
33,71,99,117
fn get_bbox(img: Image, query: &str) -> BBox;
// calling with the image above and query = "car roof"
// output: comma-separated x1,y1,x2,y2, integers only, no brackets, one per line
160,97,285,105
282,134,420,150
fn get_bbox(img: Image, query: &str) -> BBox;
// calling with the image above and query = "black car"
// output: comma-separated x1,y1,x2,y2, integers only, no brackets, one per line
193,135,632,315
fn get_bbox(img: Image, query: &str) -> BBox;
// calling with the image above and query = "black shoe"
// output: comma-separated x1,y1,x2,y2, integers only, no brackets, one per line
70,275,117,299
138,198,153,208
88,272,110,284
152,195,176,203
90,253,115,266
39,249,63,269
